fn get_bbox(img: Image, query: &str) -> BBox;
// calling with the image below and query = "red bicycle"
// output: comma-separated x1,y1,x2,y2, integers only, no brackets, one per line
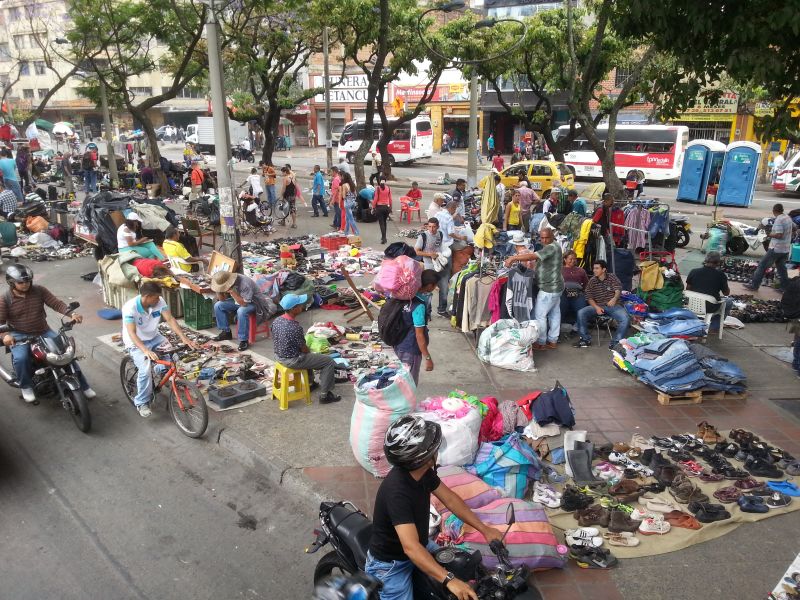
119,345,208,438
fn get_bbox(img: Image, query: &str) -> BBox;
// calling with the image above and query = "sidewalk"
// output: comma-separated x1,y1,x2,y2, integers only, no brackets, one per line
38,209,800,600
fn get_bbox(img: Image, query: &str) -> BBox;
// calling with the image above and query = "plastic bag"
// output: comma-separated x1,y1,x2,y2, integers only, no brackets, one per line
466,432,541,498
411,399,482,467
477,319,538,371
349,366,417,477
373,255,422,300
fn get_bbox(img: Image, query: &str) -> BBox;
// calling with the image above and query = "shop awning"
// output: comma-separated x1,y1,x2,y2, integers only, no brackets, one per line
35,118,55,131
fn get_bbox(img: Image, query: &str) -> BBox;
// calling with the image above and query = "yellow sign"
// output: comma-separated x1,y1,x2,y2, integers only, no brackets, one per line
684,91,738,115
676,114,735,123
754,102,775,117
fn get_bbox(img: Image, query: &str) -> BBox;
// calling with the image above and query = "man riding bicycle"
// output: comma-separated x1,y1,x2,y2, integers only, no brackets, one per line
122,281,198,418
0,264,96,403
366,416,505,600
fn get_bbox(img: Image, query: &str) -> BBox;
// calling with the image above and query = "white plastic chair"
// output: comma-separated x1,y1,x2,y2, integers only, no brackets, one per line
168,255,204,276
684,291,726,339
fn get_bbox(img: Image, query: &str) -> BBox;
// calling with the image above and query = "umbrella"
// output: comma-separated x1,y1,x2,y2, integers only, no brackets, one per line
35,118,54,132
52,122,74,135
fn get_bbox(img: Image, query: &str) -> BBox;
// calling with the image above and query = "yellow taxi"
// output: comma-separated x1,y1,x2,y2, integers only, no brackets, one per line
479,160,576,197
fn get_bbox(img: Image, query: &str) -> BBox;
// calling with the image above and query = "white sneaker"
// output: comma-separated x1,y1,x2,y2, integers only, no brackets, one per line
532,488,561,508
533,481,562,498
21,387,36,403
639,516,671,535
83,388,97,399
565,527,600,538
565,534,603,548
630,508,656,522
137,404,152,418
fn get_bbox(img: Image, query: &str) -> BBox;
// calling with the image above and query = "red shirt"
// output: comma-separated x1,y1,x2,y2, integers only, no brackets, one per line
406,188,422,201
492,156,505,171
372,185,393,209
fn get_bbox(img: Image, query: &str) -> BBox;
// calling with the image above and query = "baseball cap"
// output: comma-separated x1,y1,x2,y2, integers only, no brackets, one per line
280,293,309,310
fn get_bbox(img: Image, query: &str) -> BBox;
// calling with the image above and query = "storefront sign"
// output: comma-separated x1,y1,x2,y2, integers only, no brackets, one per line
683,91,738,115
755,101,775,117
394,83,469,103
313,75,369,104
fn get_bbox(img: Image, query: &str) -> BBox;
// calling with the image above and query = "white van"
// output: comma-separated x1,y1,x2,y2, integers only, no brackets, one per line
337,116,433,165
773,151,800,193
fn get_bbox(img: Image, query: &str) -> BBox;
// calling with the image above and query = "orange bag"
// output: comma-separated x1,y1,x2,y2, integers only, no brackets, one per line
26,216,49,233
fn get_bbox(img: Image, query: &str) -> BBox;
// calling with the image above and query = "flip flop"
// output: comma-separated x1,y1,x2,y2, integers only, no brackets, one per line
767,480,800,497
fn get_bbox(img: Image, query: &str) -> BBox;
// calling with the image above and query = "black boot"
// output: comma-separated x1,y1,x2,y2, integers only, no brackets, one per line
214,330,233,341
319,391,342,404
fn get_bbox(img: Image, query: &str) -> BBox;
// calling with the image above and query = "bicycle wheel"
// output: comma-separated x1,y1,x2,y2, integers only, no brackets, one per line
169,384,208,438
119,355,139,406
277,199,291,221
263,201,273,218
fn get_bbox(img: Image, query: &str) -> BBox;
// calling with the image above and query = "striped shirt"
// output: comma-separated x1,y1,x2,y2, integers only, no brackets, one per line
0,285,70,335
585,273,622,306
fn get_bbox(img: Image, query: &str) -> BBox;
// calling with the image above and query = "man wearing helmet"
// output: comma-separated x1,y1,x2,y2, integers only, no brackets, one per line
365,416,504,600
0,264,96,403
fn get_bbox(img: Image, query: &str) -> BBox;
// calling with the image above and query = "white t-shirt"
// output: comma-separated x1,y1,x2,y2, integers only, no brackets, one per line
122,296,169,347
241,138,251,151
117,224,136,249
247,174,263,195
435,209,455,244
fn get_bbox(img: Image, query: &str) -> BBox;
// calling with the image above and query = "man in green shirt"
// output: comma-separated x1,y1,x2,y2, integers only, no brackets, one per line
505,227,564,349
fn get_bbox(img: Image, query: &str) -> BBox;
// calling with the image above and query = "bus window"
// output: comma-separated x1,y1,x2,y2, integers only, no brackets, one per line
415,121,432,134
392,127,410,141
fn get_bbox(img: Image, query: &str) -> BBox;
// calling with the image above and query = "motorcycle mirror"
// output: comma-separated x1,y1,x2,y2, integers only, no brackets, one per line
68,301,80,311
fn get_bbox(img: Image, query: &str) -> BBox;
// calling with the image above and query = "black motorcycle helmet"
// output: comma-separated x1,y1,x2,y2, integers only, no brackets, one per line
383,415,442,471
6,263,33,286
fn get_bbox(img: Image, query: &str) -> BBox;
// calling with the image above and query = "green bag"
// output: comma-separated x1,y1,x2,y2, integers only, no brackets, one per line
0,221,17,246
637,278,684,312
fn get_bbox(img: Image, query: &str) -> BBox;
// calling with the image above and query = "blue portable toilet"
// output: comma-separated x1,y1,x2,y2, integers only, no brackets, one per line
677,139,726,204
716,141,762,207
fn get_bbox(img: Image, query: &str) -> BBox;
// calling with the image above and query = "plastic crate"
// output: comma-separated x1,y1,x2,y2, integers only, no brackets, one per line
181,288,215,330
162,286,183,319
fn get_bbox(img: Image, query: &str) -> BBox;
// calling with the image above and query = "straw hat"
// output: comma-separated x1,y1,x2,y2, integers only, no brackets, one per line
210,270,237,292
510,230,527,245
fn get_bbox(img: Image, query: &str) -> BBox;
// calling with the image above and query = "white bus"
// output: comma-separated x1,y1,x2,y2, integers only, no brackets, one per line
337,116,433,166
556,124,690,182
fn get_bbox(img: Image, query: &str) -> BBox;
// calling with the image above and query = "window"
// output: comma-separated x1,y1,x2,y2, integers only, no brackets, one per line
19,61,30,76
0,43,10,62
22,88,34,99
37,88,50,99
8,7,21,21
13,35,27,50
415,120,432,133
34,61,46,75
531,164,551,177
614,68,635,88
504,164,528,178
130,87,153,97
178,87,205,99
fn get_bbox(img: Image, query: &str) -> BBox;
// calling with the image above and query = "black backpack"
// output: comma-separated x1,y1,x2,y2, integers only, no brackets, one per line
81,155,93,170
781,277,800,319
378,298,419,346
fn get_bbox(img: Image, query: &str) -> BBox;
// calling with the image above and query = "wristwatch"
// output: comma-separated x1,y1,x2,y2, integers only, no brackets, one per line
424,355,432,360
442,571,455,587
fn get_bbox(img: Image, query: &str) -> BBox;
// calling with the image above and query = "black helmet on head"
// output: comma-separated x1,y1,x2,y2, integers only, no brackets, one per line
6,264,33,286
384,415,441,471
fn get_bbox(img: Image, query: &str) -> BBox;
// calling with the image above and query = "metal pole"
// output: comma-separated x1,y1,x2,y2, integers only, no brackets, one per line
323,26,333,170
206,0,241,268
467,74,478,188
98,79,118,188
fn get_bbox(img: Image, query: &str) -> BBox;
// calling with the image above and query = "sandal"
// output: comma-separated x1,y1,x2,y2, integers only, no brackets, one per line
663,510,703,530
568,545,618,569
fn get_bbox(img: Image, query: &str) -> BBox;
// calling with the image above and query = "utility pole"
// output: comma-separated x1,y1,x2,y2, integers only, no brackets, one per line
98,78,118,188
323,26,332,170
205,0,241,268
467,74,479,188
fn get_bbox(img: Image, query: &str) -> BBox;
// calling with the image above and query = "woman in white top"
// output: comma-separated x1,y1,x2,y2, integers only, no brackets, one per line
245,167,264,201
117,212,165,259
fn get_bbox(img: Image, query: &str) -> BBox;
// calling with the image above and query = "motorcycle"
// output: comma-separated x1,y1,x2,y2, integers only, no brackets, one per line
701,218,770,256
307,500,537,600
671,216,691,248
0,302,92,432
231,144,255,163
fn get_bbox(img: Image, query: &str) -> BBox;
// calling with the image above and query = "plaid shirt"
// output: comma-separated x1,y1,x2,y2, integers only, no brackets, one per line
0,189,17,215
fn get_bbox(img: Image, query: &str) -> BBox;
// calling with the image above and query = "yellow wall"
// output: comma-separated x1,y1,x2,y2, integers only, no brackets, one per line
430,105,443,152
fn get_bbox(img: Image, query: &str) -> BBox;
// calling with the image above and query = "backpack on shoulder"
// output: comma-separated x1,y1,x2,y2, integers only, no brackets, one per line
378,297,419,346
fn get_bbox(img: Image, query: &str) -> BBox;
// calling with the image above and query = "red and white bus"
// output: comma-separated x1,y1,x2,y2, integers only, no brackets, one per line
557,124,690,182
337,116,433,166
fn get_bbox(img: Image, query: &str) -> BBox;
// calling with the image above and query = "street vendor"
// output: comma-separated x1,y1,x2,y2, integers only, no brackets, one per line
211,270,277,352
117,212,165,260
270,293,342,405
163,226,208,273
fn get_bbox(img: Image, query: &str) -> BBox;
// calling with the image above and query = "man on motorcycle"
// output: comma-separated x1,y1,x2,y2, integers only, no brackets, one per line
0,264,96,403
366,416,504,600
123,281,199,417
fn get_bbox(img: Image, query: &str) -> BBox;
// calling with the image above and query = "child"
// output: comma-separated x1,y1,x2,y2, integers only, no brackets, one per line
406,181,422,204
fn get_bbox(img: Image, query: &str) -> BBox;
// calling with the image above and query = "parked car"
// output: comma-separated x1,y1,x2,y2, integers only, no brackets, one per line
479,159,576,198
773,151,800,193
155,125,169,141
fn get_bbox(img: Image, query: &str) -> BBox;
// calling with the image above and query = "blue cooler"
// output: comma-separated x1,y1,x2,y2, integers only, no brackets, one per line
791,243,800,264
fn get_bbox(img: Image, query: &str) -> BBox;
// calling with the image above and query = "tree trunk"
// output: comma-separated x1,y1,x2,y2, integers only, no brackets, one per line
129,105,169,193
259,108,280,166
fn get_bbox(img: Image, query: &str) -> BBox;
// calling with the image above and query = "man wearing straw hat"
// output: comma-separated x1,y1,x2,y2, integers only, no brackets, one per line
211,270,276,352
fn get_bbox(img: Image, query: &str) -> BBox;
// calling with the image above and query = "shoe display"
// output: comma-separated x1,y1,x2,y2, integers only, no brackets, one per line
608,510,641,533
697,421,724,444
602,532,640,547
712,486,742,504
663,510,703,530
577,505,611,527
687,502,731,523
738,495,769,514
561,487,594,512
568,545,618,569
639,516,671,535
765,492,792,508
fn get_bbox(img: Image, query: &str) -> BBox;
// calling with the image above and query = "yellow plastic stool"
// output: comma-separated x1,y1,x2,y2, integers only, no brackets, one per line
272,363,312,410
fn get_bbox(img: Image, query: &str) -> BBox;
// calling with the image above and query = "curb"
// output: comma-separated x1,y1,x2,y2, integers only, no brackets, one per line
70,324,328,505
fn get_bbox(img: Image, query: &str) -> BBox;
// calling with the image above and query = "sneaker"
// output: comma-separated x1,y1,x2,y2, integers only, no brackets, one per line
137,404,152,418
532,488,561,508
238,341,249,351
533,481,562,499
83,388,97,399
214,330,233,342
572,339,591,348
21,387,36,403
639,516,671,535
319,391,342,404
630,508,656,521
437,310,449,317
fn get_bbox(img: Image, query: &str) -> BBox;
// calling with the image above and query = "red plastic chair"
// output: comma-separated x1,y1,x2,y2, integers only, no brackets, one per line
233,313,272,344
399,196,422,223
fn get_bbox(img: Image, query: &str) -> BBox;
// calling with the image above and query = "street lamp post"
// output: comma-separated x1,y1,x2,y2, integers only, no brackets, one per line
204,0,241,269
323,26,333,170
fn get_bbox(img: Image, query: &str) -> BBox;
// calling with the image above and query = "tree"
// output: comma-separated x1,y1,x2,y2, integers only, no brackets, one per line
613,0,800,144
67,0,207,190
220,0,336,165
315,0,461,186
0,0,94,129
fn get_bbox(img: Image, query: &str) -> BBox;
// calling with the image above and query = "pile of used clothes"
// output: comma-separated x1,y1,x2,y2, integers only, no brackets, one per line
612,333,747,395
639,307,707,338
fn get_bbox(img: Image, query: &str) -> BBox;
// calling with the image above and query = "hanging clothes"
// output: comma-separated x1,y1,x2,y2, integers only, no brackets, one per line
592,205,625,246
559,212,586,242
505,265,537,322
573,218,595,259
488,276,508,324
462,275,495,332
624,205,651,250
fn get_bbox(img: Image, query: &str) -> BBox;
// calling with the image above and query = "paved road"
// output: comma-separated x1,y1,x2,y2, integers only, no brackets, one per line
0,354,318,599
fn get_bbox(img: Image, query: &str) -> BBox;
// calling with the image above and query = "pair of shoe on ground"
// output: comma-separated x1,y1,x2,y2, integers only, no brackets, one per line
213,330,249,351
22,387,96,403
